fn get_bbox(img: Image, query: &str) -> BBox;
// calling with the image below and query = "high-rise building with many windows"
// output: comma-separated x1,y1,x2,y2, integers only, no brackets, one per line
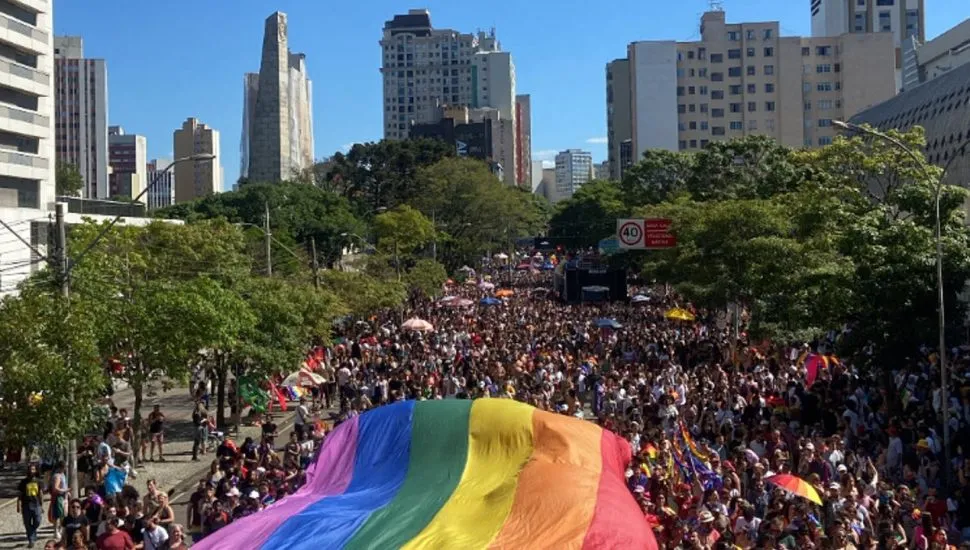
108,126,146,200
810,0,924,90
146,158,174,210
610,9,897,159
554,149,593,201
174,118,222,202
241,12,314,183
54,36,108,198
381,9,528,187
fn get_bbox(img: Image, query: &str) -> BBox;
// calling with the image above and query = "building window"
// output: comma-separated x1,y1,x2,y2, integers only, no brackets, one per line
817,64,832,73
728,67,742,77
699,68,708,77
678,122,687,131
765,101,776,112
689,104,696,112
746,47,756,57
728,31,740,41
701,139,710,148
879,11,891,32
834,63,841,73
690,139,698,148
876,0,893,4
701,121,709,130
764,65,775,75
677,86,685,96
700,86,708,95
730,103,742,113
804,102,812,111
689,121,697,130
818,99,833,109
817,82,833,91
766,119,775,130
854,13,866,32
746,30,755,40
802,46,810,56
818,119,833,127
730,85,742,95
712,127,726,136
698,47,707,59
818,136,833,145
748,101,757,112
765,83,775,93
764,47,774,57
689,86,696,95
816,46,832,56
711,72,724,82
747,83,756,93
729,49,741,59
688,51,695,59
700,104,709,113
711,90,724,99
747,66,756,76
730,121,744,130
748,120,758,130
763,29,773,40
678,104,686,114
712,108,725,118
679,140,687,150
711,53,723,63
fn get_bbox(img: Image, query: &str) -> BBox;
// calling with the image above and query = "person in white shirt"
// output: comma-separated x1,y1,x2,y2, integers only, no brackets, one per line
294,398,310,442
140,515,169,550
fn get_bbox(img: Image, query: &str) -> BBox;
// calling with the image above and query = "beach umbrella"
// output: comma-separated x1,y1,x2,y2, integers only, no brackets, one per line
595,318,622,329
494,252,509,260
444,298,474,308
664,308,695,322
495,289,514,298
478,281,495,290
631,294,650,304
515,262,532,270
401,318,434,332
439,295,458,303
766,474,822,505
445,279,455,286
465,279,478,286
458,265,475,273
479,297,501,306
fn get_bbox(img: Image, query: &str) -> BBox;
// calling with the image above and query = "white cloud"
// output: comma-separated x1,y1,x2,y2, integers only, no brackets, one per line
541,160,554,169
586,137,608,144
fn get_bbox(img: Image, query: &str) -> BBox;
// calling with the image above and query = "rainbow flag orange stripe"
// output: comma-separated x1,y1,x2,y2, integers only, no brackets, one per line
194,400,656,550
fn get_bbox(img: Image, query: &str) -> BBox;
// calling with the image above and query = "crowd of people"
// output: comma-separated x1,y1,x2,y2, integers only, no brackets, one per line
14,249,970,550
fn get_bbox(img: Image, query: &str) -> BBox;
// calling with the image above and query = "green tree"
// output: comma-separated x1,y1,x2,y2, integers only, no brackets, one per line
0,288,106,448
320,270,406,316
405,259,448,298
548,180,628,248
56,162,84,197
374,205,435,277
620,149,695,205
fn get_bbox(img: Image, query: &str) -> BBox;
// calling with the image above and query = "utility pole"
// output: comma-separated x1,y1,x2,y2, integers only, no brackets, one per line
264,201,272,277
432,210,437,262
310,237,320,289
54,202,78,498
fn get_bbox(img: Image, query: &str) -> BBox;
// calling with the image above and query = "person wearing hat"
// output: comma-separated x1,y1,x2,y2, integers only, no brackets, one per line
95,517,132,550
696,509,721,547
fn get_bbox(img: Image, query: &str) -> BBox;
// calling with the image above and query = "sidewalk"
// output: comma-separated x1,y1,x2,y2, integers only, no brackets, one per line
0,382,306,548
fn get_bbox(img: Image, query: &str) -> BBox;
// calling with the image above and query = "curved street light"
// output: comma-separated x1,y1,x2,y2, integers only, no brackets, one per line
833,119,970,478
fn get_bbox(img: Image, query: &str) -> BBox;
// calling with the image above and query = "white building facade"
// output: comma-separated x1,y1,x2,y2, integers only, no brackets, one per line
146,158,174,210
54,36,108,199
554,149,592,201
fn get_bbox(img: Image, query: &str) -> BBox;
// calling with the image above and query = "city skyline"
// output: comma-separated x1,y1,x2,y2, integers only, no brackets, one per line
54,0,970,187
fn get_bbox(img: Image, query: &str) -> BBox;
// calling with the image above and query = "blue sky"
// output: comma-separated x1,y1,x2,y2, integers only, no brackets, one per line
54,0,969,188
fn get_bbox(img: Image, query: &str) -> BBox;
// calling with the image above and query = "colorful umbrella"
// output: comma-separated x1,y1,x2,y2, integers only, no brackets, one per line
631,294,650,304
664,308,695,322
495,289,514,298
595,318,622,329
766,474,822,505
401,318,434,332
479,297,501,306
443,298,474,308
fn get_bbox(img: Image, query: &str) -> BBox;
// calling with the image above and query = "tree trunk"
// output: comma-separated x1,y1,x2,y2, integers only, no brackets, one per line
216,359,227,430
131,377,143,468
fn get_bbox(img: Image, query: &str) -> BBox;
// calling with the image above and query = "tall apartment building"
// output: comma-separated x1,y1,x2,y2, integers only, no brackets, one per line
811,0,924,89
594,161,611,180
612,10,896,160
380,9,527,187
146,158,174,209
901,18,970,90
108,126,147,200
0,0,55,294
606,58,632,180
173,118,222,202
515,94,532,189
241,12,314,183
554,149,593,201
53,36,108,198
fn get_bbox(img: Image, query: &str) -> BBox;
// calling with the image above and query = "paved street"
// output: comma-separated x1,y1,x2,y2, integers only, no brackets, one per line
0,382,300,548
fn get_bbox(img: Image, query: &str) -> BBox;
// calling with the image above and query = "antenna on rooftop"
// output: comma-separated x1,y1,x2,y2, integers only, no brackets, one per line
709,0,724,11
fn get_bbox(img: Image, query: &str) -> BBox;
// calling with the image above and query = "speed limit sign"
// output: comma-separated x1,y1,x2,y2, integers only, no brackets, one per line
618,220,643,247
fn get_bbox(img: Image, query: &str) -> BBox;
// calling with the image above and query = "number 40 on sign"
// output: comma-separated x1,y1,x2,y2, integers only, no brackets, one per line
616,218,676,250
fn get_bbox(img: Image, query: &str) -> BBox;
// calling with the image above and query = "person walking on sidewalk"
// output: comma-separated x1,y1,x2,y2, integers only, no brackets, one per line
192,401,209,461
48,460,69,542
17,462,45,548
147,404,166,462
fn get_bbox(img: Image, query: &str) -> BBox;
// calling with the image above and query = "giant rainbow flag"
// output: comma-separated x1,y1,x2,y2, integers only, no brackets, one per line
195,399,656,550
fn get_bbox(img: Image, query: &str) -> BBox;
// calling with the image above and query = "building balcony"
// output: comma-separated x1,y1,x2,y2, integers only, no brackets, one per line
0,148,47,169
0,103,47,137
0,13,45,55
0,57,49,96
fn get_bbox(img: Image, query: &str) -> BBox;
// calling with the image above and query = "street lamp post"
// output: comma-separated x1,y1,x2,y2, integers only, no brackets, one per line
834,120,970,478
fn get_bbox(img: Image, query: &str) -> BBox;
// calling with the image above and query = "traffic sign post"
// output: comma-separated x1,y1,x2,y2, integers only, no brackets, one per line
616,218,676,250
